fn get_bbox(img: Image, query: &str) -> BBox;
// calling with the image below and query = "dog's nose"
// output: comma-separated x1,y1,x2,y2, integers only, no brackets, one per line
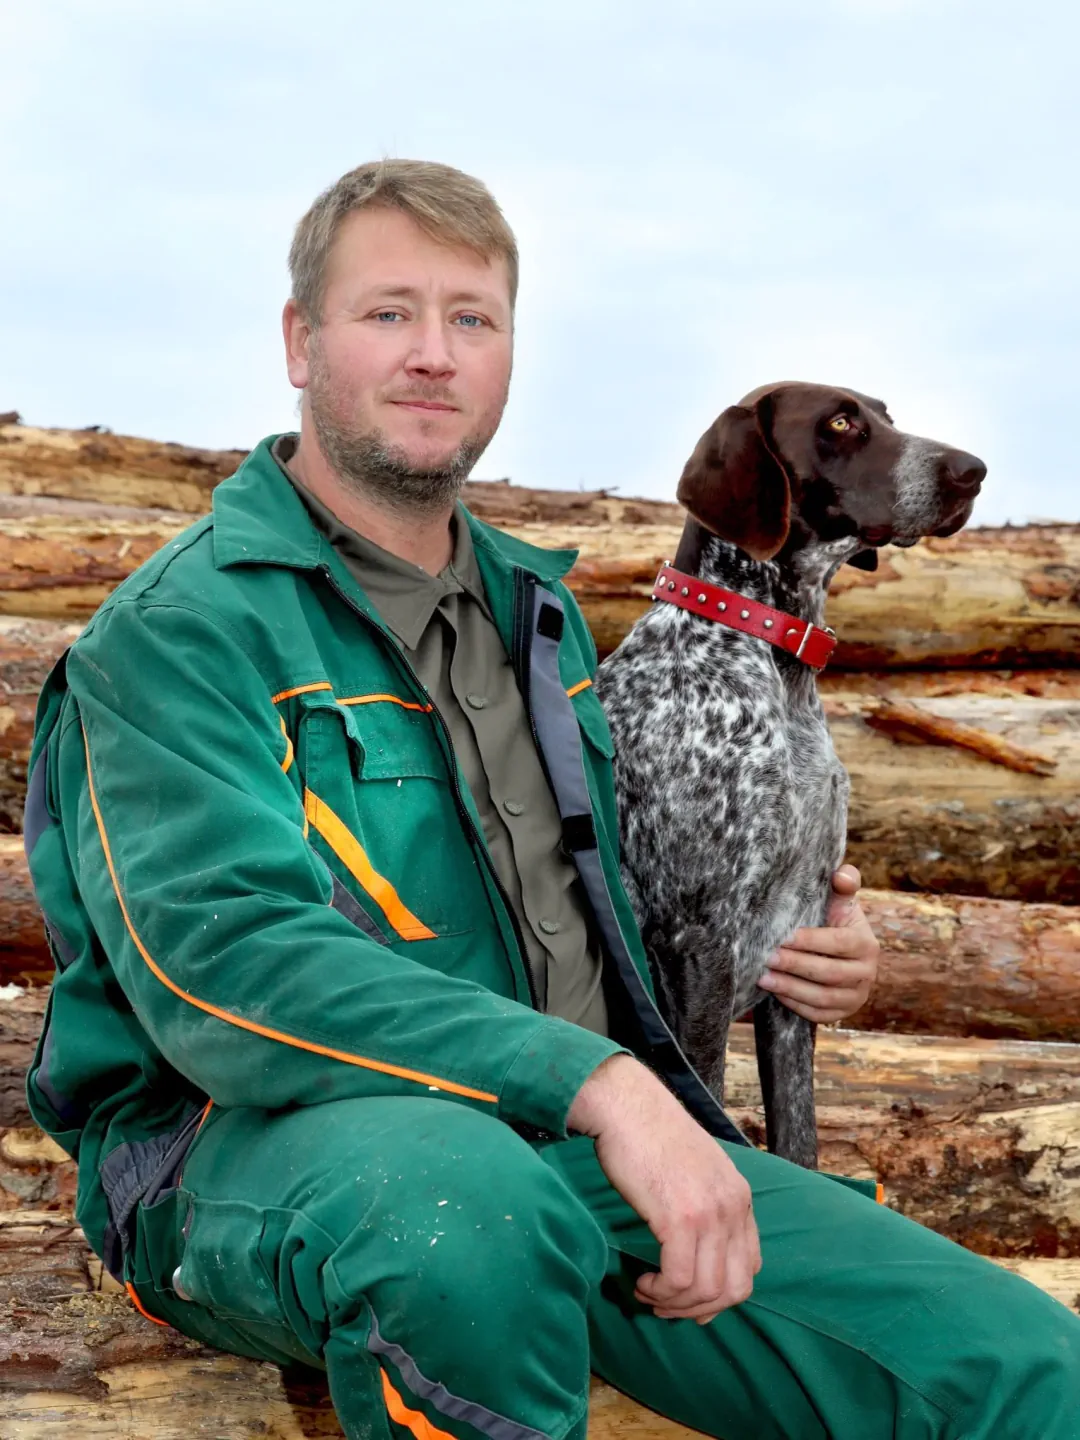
944,450,987,496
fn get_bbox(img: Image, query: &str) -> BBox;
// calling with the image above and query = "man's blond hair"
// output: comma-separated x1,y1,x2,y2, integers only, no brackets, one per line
289,159,519,326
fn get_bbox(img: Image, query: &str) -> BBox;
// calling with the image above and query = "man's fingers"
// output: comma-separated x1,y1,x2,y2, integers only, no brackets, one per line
651,1299,725,1322
640,1229,699,1303
831,864,861,893
639,1193,760,1320
777,923,874,958
761,969,866,1011
764,947,874,985
648,1230,757,1321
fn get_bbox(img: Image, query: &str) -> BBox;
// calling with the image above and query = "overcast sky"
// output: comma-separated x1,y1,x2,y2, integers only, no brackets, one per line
4,0,1077,524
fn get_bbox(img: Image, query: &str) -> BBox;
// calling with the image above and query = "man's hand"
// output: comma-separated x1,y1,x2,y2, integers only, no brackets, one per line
568,1054,761,1324
757,864,880,1024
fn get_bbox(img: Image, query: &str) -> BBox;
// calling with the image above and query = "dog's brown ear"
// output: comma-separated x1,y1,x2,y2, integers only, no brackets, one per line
676,404,791,561
846,548,879,571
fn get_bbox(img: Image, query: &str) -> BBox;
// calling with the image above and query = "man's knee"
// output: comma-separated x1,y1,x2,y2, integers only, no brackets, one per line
316,1100,608,1316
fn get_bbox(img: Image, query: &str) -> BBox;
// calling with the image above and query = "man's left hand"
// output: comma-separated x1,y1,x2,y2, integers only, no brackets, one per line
757,864,880,1024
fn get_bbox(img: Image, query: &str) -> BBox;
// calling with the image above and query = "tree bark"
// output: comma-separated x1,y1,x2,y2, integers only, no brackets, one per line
2,613,1079,900
0,421,246,514
0,987,48,1127
0,617,82,832
518,518,1080,668
828,690,1080,903
0,421,675,526
5,849,1080,1037
725,1026,1080,1257
2,627,1074,793
0,836,50,983
1,463,1078,664
853,889,1080,1042
0,502,192,623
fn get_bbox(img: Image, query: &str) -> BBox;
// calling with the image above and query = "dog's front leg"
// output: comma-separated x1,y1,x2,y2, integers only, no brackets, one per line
753,995,818,1169
678,928,736,1105
643,923,735,1104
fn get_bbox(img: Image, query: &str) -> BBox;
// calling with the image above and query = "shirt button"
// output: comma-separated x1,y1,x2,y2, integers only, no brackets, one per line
539,919,560,935
465,693,488,710
503,799,525,816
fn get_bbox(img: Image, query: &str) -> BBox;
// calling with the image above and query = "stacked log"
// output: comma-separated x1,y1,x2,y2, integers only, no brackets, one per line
4,841,1079,1038
1,416,1078,1432
0,415,1077,1019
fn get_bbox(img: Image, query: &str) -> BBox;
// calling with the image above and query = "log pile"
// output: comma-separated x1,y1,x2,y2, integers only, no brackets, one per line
1,415,1078,1432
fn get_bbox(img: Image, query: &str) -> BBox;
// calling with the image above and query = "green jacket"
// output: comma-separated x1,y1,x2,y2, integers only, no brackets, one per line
23,437,744,1281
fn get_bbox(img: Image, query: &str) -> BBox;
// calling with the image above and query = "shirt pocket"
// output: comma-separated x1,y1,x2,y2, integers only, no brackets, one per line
294,689,480,940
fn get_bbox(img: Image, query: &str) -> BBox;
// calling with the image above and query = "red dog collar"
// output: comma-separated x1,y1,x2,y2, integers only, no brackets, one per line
650,563,838,671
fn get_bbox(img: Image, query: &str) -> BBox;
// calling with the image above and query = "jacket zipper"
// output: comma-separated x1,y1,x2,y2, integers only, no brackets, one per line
318,565,540,1011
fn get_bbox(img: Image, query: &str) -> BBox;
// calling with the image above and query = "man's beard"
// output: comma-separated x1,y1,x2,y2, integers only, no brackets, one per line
307,342,500,519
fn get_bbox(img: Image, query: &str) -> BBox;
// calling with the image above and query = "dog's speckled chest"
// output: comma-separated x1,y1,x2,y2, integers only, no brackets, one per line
595,589,849,1025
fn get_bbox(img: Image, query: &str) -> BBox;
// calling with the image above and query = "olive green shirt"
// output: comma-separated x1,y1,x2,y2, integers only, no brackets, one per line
273,436,609,1037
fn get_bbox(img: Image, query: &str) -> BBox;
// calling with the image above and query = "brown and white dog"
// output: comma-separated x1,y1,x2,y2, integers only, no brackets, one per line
594,382,985,1168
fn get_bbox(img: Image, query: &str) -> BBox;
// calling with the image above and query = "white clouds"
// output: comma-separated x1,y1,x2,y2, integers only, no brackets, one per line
1,0,1076,525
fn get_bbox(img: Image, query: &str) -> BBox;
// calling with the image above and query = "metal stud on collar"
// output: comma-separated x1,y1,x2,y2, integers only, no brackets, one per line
681,587,690,596
740,609,750,619
697,593,707,603
718,601,727,611
764,618,773,628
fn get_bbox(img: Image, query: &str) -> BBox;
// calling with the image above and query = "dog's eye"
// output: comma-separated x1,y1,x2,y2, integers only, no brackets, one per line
828,415,852,433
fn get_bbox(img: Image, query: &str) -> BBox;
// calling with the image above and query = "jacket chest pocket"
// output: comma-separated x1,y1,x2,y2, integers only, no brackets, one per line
294,692,479,941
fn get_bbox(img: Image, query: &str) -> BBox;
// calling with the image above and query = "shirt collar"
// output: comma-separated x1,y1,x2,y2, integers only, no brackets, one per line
211,433,581,587
272,433,493,651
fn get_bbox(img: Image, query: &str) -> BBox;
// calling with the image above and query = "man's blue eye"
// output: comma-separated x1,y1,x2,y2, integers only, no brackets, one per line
375,311,401,322
456,314,484,327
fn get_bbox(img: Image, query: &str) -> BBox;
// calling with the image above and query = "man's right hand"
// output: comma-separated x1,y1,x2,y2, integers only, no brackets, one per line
568,1054,761,1325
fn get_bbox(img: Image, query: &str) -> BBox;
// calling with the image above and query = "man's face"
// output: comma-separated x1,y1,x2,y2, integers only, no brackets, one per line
285,206,513,508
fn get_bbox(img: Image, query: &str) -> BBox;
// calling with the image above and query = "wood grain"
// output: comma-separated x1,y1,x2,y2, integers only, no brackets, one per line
0,420,1077,666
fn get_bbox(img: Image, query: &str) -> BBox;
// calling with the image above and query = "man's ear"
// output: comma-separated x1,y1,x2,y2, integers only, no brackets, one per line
676,403,791,561
846,548,879,571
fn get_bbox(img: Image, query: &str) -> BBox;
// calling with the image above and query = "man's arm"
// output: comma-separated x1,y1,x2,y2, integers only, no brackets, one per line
568,1054,761,1325
58,597,626,1135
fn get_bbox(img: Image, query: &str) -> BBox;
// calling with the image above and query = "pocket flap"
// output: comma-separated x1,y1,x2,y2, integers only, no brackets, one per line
570,683,616,759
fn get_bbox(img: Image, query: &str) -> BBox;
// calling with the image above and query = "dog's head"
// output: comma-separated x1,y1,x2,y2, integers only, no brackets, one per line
676,382,986,570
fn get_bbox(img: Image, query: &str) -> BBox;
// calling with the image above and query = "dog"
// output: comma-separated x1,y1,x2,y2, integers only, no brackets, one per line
594,382,985,1168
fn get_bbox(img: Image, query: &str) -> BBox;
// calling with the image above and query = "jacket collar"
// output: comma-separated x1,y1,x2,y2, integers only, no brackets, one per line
213,435,580,585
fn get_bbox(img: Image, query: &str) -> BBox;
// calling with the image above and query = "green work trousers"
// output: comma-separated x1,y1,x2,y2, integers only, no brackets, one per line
128,1097,1080,1440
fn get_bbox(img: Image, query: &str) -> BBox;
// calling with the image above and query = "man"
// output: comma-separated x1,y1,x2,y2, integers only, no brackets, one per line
24,160,1079,1439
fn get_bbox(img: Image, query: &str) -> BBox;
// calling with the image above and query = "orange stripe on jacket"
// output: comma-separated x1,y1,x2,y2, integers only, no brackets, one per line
337,693,434,713
81,728,496,1105
271,681,334,704
303,790,437,942
566,678,592,698
278,716,295,774
380,1367,457,1440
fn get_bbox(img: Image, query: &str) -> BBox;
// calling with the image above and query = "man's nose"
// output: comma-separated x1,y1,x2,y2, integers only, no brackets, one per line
405,316,456,377
943,449,987,496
